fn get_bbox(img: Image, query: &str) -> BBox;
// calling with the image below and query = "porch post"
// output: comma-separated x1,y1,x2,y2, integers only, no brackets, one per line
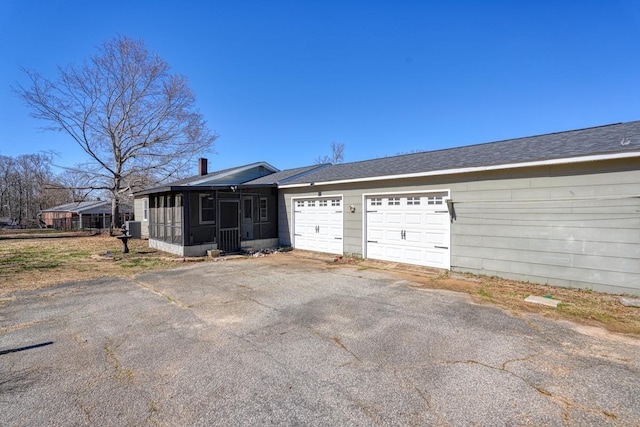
215,190,219,246
182,191,189,246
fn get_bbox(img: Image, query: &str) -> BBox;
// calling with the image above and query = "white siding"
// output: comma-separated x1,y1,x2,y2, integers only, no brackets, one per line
134,197,149,238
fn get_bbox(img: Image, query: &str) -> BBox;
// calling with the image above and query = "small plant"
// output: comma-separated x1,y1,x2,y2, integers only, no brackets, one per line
478,288,492,298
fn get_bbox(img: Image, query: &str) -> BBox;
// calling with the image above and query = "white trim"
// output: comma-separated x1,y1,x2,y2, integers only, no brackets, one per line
361,189,451,198
142,198,149,221
189,162,279,186
279,151,640,188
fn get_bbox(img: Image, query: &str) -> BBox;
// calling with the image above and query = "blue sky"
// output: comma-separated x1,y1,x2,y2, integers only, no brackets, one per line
2,1,640,175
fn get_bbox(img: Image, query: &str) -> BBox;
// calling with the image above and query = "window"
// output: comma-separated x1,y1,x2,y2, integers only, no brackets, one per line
427,196,444,205
296,200,304,208
370,198,382,206
388,197,400,206
243,198,253,220
308,200,316,207
142,198,149,221
260,198,268,221
407,196,420,206
200,194,216,224
319,199,328,207
331,199,341,206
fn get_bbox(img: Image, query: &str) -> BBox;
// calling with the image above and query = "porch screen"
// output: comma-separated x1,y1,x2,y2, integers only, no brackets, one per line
149,193,183,244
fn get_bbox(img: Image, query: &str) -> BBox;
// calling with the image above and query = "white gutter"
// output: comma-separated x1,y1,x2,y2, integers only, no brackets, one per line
278,151,640,189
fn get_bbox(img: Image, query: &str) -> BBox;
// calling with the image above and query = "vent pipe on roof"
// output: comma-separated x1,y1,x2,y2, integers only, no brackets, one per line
198,158,208,176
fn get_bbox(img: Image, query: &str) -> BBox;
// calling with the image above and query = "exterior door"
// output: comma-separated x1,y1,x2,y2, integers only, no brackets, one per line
219,200,240,253
293,197,343,254
366,192,450,269
242,197,254,240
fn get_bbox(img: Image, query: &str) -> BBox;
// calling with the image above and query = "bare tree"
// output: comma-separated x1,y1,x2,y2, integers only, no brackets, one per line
315,142,345,164
14,35,217,231
0,153,67,226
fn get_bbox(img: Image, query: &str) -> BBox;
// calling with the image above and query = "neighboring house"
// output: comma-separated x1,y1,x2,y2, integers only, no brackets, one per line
134,159,326,256
136,121,640,295
0,217,17,228
41,200,133,230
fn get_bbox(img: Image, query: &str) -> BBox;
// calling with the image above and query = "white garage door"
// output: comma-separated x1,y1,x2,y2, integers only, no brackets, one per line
293,197,343,254
366,192,450,269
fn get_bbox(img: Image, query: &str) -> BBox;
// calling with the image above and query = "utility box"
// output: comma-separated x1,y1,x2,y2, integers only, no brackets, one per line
125,221,141,238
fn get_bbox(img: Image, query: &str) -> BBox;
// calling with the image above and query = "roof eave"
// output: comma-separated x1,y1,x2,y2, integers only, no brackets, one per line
134,183,278,196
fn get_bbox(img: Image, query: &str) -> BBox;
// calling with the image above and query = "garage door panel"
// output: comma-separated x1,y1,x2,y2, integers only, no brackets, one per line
366,193,450,269
426,250,445,264
367,243,385,257
426,213,447,226
426,231,447,245
293,197,343,255
405,213,423,225
368,228,384,240
369,212,384,224
404,248,423,263
384,246,402,260
386,213,402,224
404,230,423,244
384,230,403,243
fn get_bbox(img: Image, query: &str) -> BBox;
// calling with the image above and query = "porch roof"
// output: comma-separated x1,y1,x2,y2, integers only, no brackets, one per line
134,163,327,196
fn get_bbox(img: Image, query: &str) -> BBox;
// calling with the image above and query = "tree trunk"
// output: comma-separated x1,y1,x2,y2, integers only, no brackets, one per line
110,195,121,234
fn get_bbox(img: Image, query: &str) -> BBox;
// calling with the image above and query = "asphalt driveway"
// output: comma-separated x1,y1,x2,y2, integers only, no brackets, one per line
1,254,639,426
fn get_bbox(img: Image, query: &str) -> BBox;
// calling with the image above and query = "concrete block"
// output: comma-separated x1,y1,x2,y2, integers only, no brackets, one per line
525,295,561,307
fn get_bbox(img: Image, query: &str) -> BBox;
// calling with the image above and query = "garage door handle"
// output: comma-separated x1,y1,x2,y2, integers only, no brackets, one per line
367,240,378,243
334,237,342,240
434,246,449,249
295,233,302,236
435,210,448,213
367,210,377,213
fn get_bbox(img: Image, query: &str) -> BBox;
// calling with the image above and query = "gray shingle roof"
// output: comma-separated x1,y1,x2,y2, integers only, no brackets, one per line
244,164,329,185
164,161,275,186
280,121,640,185
42,200,111,214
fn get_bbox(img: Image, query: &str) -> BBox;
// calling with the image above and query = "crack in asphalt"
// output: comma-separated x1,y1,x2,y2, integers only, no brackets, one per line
134,280,190,309
442,356,626,425
239,293,279,311
331,336,362,363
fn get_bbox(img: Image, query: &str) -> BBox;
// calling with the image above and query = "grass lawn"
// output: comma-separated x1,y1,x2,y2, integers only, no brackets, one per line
0,233,183,295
